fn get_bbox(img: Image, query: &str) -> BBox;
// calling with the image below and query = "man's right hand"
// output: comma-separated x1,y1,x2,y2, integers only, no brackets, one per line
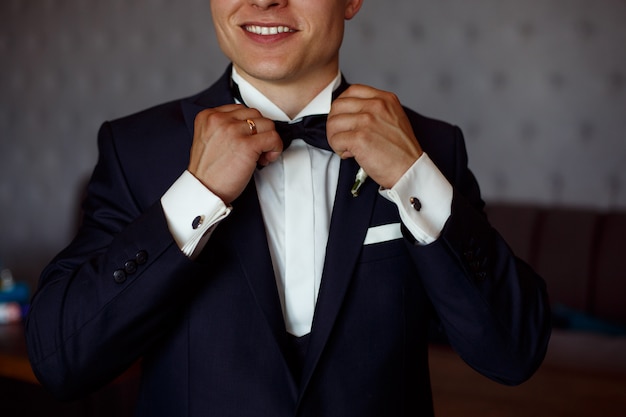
188,104,283,204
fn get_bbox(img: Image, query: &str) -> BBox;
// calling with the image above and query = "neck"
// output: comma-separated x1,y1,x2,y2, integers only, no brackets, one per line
233,65,339,119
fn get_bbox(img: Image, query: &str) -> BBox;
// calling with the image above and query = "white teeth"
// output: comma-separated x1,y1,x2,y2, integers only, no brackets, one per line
244,25,293,35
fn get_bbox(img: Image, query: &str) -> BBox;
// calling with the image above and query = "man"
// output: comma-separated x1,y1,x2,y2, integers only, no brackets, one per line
26,0,551,416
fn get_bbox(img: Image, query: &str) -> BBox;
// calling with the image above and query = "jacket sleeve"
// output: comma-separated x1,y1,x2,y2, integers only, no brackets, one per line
405,125,551,385
25,122,204,400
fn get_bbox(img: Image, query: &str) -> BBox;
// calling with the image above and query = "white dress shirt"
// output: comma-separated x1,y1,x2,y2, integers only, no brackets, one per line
161,68,453,336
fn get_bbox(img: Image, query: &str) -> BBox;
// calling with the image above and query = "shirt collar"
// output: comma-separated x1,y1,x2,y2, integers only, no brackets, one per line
231,66,342,122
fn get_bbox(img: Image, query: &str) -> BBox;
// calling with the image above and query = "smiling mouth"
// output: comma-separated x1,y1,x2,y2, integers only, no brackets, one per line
243,25,296,35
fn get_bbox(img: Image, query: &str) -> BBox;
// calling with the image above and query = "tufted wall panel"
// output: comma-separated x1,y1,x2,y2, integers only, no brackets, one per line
1,0,625,288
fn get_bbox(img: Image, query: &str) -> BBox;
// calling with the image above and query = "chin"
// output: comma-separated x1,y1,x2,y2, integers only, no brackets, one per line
238,62,300,83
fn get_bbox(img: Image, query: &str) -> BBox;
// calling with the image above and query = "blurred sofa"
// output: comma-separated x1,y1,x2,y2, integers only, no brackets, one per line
427,202,626,416
486,203,626,346
484,202,626,376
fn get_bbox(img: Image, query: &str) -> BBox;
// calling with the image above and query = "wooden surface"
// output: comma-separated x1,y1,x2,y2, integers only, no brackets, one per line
0,322,38,384
0,322,140,417
429,344,626,417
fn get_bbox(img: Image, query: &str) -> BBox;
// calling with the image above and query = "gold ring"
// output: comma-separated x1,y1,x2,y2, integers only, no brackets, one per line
246,119,257,135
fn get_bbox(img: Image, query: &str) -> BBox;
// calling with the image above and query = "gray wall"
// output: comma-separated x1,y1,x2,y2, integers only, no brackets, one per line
2,0,626,290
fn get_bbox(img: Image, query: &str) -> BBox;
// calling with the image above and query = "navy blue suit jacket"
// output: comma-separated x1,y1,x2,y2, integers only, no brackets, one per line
26,67,550,416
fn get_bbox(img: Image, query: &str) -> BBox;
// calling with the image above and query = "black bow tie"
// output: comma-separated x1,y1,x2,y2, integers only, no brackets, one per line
273,116,331,151
231,79,349,152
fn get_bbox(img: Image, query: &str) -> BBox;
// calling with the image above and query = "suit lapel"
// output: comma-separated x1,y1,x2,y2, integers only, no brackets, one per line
225,182,289,343
181,66,234,136
181,69,297,384
298,158,379,394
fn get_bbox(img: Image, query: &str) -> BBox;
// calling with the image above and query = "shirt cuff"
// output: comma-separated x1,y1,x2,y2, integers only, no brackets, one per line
380,153,453,245
161,170,232,258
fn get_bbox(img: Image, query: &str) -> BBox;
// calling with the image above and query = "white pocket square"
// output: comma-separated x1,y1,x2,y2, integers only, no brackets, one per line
363,223,403,245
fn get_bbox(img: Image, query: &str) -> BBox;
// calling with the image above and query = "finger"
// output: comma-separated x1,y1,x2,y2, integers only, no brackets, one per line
257,149,282,167
195,105,262,125
326,110,372,141
236,119,284,166
237,117,276,137
211,103,249,113
335,83,383,99
239,129,283,169
326,126,368,159
194,104,252,121
331,85,400,115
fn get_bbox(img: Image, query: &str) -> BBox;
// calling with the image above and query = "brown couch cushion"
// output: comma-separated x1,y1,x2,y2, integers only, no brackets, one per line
486,203,626,327
593,213,626,325
485,203,539,263
532,208,600,313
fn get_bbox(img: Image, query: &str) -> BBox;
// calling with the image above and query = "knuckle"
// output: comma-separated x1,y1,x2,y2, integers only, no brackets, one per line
383,90,400,102
358,112,376,125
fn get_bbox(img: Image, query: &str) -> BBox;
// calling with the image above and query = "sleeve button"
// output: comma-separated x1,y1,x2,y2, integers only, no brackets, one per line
124,260,138,274
113,269,127,284
135,250,148,265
